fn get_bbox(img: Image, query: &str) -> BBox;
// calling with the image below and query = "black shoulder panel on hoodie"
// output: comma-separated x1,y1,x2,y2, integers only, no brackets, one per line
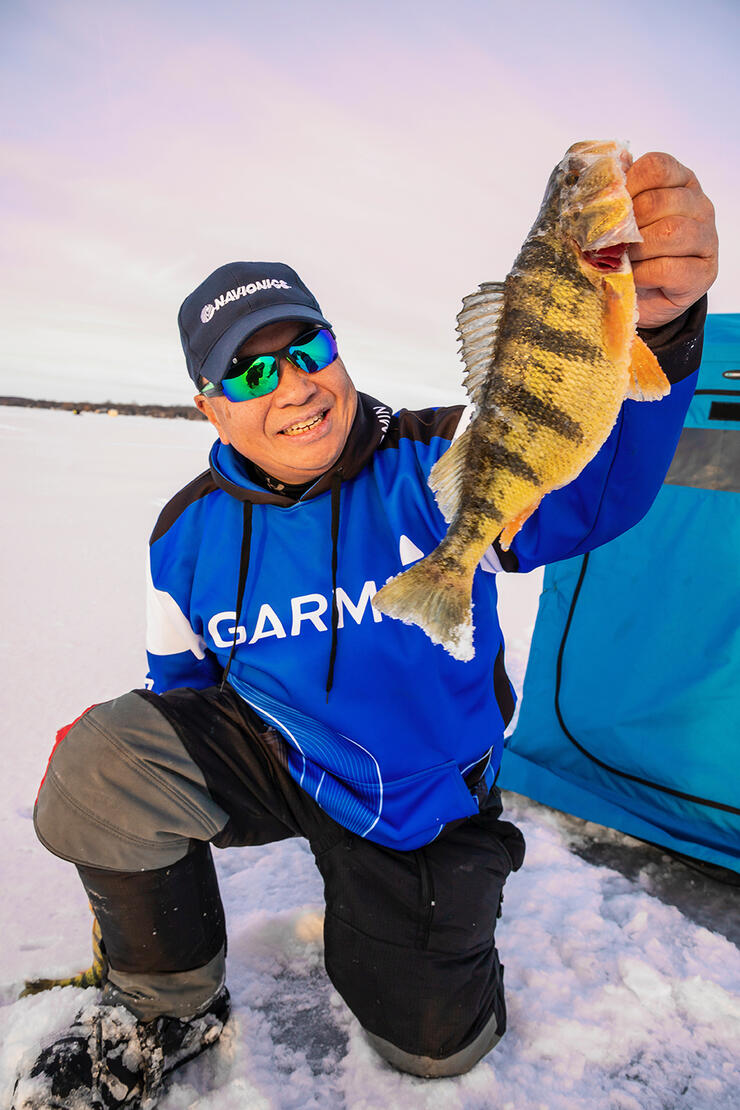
379,405,465,451
149,470,217,546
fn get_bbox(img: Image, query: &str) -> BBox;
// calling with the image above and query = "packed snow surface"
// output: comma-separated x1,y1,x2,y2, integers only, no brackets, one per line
1,407,738,1109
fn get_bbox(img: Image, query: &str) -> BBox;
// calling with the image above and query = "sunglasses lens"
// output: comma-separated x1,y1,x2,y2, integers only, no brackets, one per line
289,328,338,373
221,355,279,401
218,328,337,402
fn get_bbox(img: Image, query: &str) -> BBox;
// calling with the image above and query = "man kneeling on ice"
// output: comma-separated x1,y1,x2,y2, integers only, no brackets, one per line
15,149,717,1108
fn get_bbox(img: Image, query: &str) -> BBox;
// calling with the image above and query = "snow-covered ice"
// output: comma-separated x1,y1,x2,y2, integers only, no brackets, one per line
1,406,738,1109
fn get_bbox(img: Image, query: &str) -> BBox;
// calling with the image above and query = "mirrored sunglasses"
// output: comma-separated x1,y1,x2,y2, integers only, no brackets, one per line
201,327,338,402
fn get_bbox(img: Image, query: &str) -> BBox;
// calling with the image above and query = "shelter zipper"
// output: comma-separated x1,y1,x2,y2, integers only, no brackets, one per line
555,552,740,816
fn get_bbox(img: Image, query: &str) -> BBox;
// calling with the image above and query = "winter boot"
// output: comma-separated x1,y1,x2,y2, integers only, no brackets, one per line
11,986,230,1109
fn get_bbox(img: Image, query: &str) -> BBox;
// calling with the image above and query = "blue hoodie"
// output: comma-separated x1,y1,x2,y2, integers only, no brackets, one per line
146,304,704,850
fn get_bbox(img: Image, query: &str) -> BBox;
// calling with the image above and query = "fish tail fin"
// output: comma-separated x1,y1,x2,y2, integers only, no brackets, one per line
373,546,475,661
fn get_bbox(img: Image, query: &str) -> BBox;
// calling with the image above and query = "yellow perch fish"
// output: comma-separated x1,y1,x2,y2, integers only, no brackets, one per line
373,139,670,660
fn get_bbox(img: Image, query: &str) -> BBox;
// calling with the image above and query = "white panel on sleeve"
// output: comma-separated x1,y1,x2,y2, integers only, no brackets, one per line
146,561,206,659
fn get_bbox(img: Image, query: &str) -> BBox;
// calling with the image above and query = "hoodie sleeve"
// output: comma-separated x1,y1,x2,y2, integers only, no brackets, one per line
145,555,222,692
144,472,223,693
495,296,706,574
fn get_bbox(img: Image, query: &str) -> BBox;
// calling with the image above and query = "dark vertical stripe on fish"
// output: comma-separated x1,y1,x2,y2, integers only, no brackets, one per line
481,441,540,484
489,382,585,442
502,307,604,362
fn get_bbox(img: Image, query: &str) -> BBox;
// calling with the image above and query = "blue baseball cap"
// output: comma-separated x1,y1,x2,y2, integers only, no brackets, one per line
178,261,332,386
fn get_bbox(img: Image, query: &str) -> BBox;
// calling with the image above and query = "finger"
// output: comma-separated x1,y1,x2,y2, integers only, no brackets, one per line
635,286,681,328
631,184,708,230
631,254,718,301
626,151,695,197
629,214,717,262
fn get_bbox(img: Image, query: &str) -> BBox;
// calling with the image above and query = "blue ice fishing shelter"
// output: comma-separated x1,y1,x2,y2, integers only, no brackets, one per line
499,314,740,872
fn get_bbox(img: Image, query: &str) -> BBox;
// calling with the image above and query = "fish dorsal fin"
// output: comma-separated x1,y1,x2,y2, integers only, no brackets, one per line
456,281,506,407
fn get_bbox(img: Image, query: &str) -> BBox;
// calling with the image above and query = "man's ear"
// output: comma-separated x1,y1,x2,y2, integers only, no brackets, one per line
194,393,231,445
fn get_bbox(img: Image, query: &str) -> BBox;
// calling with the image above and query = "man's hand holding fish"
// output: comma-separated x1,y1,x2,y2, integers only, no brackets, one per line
627,151,718,329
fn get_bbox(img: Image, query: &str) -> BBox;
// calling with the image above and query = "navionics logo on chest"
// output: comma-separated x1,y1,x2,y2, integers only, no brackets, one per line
200,279,292,323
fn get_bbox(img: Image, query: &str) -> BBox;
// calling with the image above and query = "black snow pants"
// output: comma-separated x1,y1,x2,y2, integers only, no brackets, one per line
34,684,525,1077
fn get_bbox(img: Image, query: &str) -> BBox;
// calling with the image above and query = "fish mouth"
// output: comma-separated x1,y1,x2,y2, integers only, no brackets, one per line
579,242,630,272
559,141,642,259
566,140,632,174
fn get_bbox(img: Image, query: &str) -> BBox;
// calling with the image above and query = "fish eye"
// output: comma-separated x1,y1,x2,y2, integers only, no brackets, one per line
565,171,580,186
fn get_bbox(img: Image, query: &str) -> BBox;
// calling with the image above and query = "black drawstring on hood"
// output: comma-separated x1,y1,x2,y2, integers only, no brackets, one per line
325,469,342,700
220,500,253,692
220,476,344,699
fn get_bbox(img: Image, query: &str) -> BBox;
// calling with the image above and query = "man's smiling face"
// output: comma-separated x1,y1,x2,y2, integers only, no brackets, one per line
195,320,358,484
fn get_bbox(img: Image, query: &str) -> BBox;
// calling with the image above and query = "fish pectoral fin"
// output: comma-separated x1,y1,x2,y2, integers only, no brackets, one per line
498,496,542,550
626,336,671,401
429,425,471,522
456,281,506,407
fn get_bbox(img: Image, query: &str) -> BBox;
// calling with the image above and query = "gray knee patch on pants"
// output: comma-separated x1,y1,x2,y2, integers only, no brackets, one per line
104,948,227,1021
34,692,229,870
365,1006,502,1077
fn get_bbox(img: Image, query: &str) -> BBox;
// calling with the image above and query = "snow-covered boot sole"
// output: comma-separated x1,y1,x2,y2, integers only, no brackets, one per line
11,986,230,1109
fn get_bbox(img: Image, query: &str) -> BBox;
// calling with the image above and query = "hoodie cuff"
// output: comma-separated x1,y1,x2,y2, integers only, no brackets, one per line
637,295,707,386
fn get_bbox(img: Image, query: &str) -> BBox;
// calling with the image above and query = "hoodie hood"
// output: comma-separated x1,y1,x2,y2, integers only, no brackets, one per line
208,393,393,505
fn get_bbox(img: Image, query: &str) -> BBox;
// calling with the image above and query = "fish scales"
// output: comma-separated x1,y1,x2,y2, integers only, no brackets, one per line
373,140,671,660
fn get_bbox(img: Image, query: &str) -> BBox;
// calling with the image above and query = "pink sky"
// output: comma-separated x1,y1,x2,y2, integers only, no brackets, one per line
2,0,738,405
